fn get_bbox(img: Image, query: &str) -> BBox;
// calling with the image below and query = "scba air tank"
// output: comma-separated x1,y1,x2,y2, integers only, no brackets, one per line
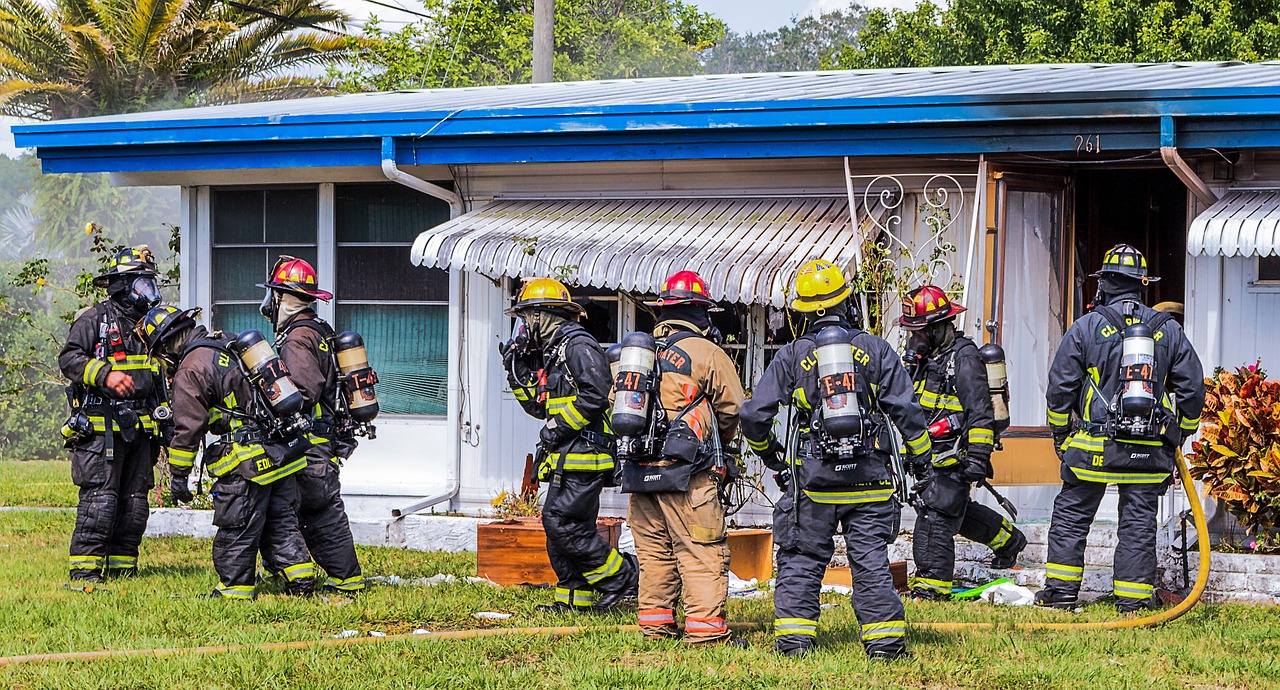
978,343,1011,432
230,330,305,417
335,331,380,423
814,325,863,443
1119,322,1157,419
611,332,656,440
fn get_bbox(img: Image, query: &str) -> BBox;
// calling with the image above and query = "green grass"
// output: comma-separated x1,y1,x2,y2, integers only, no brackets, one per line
0,460,77,508
0,469,1277,688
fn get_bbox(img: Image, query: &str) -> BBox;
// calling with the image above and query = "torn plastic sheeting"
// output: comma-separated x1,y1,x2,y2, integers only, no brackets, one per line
475,612,513,620
979,582,1036,606
728,572,765,599
365,574,499,587
333,630,360,639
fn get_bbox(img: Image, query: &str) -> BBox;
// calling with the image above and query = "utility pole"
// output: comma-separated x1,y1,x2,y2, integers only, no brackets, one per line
532,0,553,83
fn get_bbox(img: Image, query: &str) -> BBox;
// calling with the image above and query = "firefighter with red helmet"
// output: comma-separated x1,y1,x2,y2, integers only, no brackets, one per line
901,285,1026,601
740,259,931,659
502,278,637,612
58,246,166,583
619,270,745,645
258,256,363,594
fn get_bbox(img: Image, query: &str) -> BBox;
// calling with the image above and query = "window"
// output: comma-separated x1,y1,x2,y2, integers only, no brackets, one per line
1259,256,1280,282
335,184,451,416
211,188,317,335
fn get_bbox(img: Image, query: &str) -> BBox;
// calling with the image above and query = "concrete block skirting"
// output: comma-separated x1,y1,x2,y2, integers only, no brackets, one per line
144,509,1280,604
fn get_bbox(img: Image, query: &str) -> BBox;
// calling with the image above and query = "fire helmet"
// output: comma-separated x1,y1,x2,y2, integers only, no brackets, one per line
790,259,852,313
505,277,586,317
646,270,719,309
93,245,158,287
1090,244,1160,284
256,255,333,302
136,305,202,357
899,285,966,330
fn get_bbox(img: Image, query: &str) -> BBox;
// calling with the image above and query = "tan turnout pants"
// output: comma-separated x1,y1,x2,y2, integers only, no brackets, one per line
627,471,731,644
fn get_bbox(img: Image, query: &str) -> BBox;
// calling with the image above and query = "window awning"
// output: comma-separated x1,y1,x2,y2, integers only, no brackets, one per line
410,197,861,307
1188,189,1280,257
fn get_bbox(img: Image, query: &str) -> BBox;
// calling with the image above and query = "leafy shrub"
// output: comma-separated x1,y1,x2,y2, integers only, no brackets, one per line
1188,363,1280,534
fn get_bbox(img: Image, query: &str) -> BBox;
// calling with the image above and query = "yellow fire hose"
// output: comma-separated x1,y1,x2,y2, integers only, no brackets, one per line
0,455,1210,667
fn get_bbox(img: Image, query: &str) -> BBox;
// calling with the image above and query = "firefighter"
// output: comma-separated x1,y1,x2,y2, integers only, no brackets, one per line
258,256,363,594
138,306,315,599
501,278,638,612
740,259,931,659
58,246,165,583
1039,244,1204,612
901,285,1026,600
620,271,745,645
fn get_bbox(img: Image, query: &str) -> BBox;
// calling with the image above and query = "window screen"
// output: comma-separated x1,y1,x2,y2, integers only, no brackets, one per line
335,184,451,416
1260,256,1280,282
211,188,318,334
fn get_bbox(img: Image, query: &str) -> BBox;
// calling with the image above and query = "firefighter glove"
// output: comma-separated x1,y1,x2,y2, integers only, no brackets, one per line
169,472,194,505
1052,428,1070,462
907,452,932,480
960,453,993,483
754,436,787,472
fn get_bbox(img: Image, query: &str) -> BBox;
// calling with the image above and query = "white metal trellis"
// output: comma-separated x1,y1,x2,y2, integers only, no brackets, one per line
843,157,986,333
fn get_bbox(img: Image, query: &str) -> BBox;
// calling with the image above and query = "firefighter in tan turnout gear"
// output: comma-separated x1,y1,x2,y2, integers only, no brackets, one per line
140,305,316,599
741,259,931,659
502,278,638,612
259,256,365,594
59,246,165,583
614,271,745,645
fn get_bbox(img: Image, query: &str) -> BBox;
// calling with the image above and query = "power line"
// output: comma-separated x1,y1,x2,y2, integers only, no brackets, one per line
358,0,434,20
226,1,352,39
442,0,477,87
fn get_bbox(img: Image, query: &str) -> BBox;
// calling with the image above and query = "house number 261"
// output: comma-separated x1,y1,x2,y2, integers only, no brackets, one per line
1075,134,1102,153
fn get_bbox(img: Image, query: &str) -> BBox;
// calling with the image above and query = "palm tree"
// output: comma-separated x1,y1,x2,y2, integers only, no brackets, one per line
0,0,355,120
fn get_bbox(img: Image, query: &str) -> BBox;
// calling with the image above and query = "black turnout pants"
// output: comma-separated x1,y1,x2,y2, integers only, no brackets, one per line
69,433,157,580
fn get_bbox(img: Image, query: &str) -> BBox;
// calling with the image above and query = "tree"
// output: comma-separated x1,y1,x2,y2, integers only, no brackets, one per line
0,0,355,120
332,0,726,91
700,3,867,75
838,0,1280,68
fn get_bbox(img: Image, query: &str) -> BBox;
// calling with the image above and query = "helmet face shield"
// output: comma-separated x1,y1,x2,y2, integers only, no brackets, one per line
260,289,277,320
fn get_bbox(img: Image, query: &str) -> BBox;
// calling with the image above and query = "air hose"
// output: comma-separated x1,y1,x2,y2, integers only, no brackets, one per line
0,458,1209,667
914,450,1210,632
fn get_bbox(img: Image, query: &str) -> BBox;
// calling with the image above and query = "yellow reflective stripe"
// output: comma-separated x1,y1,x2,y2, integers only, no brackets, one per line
861,620,906,640
215,584,255,599
583,549,624,584
747,436,772,452
207,445,257,477
774,618,818,637
968,428,994,445
988,522,1013,551
309,434,330,446
804,487,895,504
551,452,614,472
512,387,531,401
1047,408,1070,427
110,361,154,372
792,387,811,411
1113,580,1154,599
282,562,316,581
559,399,589,431
169,447,198,468
933,454,960,468
250,458,307,485
87,416,155,434
1069,467,1170,484
83,360,106,385
69,555,104,570
223,392,237,408
905,432,931,455
324,575,366,591
1083,367,1100,422
913,577,952,593
1065,432,1106,453
918,390,963,411
1045,562,1083,582
1179,415,1200,431
554,587,595,607
107,555,137,568
545,395,573,412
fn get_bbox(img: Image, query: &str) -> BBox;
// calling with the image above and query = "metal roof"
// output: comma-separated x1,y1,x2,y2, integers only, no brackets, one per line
19,62,1280,174
1188,189,1280,257
410,197,857,306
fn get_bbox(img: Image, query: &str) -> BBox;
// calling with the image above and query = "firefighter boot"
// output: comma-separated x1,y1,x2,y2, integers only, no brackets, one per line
593,553,639,612
990,528,1027,569
1034,588,1078,609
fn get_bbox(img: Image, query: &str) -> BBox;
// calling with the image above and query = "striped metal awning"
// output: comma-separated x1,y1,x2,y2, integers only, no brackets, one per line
1188,189,1280,257
410,197,860,307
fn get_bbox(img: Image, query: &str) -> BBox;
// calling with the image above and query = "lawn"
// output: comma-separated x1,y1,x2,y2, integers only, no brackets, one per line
0,467,1277,688
0,460,77,508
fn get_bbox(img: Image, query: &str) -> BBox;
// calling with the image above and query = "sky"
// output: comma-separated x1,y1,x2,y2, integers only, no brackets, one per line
0,0,917,158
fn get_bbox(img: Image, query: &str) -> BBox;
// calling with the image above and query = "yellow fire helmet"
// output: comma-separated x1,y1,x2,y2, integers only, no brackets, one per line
505,277,586,316
790,259,852,312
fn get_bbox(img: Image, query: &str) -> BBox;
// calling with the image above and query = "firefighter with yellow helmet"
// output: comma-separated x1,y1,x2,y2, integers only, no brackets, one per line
502,278,638,612
741,259,931,659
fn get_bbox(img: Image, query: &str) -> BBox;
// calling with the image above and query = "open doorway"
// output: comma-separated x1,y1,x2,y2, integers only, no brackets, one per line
1073,168,1188,318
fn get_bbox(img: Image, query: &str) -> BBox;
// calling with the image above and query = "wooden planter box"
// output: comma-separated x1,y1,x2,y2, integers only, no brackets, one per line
477,517,623,586
823,562,910,592
727,529,774,582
